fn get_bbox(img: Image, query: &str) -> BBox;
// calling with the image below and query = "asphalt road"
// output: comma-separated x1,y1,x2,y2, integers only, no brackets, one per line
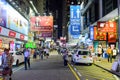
11,53,76,80
1,50,119,80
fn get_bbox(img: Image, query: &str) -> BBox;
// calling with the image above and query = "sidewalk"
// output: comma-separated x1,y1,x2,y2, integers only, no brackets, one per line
94,58,120,77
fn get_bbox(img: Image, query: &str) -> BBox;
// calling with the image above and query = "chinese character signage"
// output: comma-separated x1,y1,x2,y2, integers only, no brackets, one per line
97,21,117,32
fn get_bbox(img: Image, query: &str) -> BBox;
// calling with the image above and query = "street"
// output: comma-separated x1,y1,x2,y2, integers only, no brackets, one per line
1,50,119,80
11,51,76,80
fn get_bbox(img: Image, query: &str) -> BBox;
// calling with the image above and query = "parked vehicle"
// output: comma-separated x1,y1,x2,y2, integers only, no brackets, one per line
71,49,93,65
10,51,24,66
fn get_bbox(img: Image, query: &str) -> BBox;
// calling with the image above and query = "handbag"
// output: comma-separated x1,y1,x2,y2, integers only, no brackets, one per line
2,67,10,75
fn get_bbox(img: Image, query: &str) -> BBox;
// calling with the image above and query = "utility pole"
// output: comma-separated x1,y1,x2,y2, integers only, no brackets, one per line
118,0,120,54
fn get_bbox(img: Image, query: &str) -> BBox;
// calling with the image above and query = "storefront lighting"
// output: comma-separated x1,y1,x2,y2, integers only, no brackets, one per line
15,5,18,8
9,0,12,2
11,2,15,5
49,13,52,16
112,19,115,21
43,13,46,16
109,20,112,22
115,16,118,20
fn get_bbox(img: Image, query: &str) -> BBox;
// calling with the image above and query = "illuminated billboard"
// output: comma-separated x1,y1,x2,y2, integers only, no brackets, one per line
97,21,117,32
30,16,53,31
6,4,29,35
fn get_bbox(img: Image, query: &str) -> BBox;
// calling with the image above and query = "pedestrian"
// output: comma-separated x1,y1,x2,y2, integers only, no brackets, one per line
106,46,112,63
1,48,14,80
112,47,118,59
23,48,31,70
97,46,102,61
39,48,44,60
33,49,37,59
63,49,68,66
44,48,49,59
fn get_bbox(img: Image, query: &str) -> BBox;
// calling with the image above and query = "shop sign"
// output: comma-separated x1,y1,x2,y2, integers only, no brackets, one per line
89,26,94,40
10,41,14,44
20,34,24,40
97,21,117,32
70,5,81,38
0,26,2,33
30,16,53,31
108,32,117,42
9,31,16,38
96,32,106,40
38,31,52,37
94,27,97,40
94,27,106,41
0,39,2,48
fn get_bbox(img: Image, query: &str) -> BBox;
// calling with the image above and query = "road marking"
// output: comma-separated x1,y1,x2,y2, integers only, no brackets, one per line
68,63,80,80
77,72,82,77
113,75,120,80
13,65,24,73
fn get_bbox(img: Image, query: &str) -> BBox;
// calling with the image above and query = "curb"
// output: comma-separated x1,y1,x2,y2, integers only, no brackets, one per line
94,63,120,77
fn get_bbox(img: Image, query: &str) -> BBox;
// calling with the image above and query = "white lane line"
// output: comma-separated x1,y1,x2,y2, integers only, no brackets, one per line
13,65,24,73
77,72,82,77
113,75,120,80
72,65,82,77
74,68,77,71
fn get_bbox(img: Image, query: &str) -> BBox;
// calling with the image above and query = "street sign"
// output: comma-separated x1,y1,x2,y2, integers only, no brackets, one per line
70,25,80,35
89,26,94,40
69,5,81,38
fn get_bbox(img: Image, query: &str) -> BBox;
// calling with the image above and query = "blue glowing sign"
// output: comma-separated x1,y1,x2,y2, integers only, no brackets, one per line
89,26,94,40
70,5,81,38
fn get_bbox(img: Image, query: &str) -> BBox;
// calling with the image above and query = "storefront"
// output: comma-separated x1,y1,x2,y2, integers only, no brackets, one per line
0,36,15,55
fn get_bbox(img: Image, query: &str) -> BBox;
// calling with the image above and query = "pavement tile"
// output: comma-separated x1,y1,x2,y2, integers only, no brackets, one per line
94,58,120,77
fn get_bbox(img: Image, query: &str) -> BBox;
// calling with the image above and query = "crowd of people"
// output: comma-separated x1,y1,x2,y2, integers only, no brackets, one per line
93,45,118,63
1,47,50,80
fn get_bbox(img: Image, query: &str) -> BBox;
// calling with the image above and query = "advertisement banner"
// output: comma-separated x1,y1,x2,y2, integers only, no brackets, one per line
94,27,97,40
30,16,53,31
97,21,117,32
108,32,117,42
6,4,29,35
90,26,94,40
0,0,7,27
96,32,106,40
38,31,52,37
70,5,81,38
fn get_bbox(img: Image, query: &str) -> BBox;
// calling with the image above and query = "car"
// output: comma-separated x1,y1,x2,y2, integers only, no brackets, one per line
71,49,93,65
10,51,24,66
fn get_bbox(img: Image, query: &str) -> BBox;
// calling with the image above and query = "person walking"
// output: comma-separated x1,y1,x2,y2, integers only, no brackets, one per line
23,48,31,70
97,46,102,61
39,48,44,60
106,46,112,63
112,47,118,59
1,48,14,80
63,49,68,66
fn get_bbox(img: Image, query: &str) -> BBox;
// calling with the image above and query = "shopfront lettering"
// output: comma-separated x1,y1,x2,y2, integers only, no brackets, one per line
20,34,24,40
9,31,16,38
